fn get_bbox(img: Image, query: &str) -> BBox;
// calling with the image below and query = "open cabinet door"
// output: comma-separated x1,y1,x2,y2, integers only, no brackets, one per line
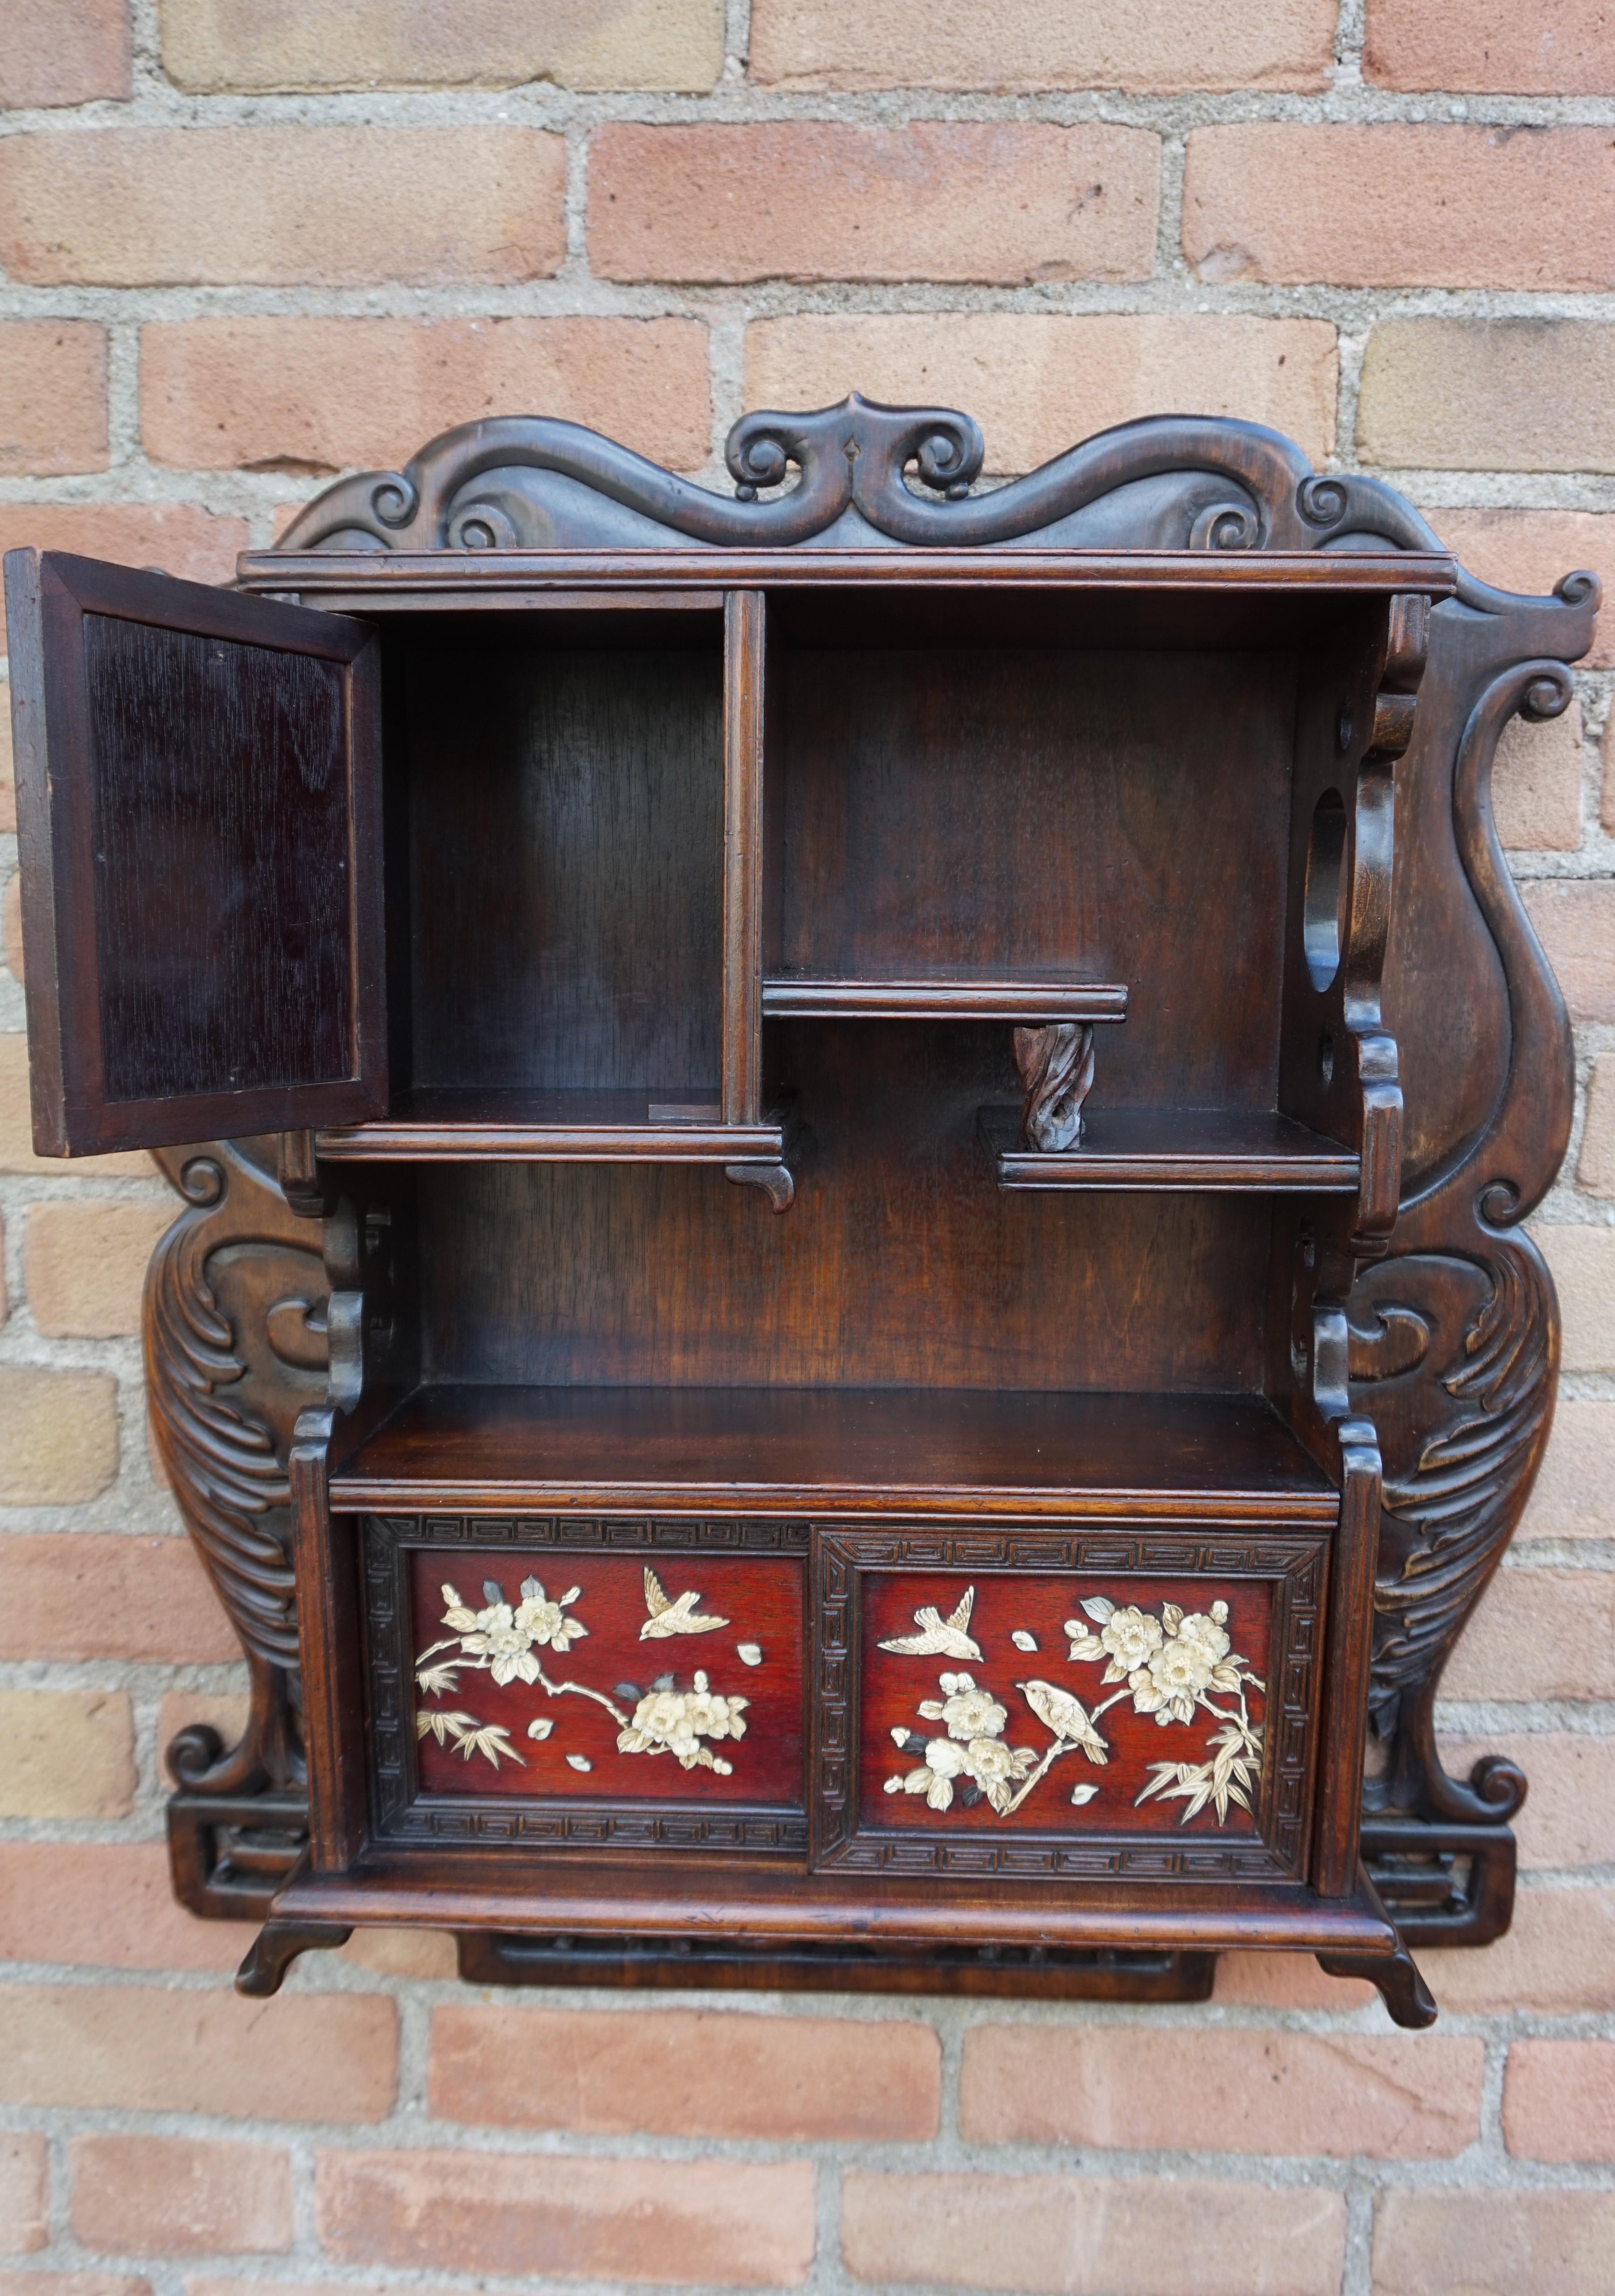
5,551,386,1155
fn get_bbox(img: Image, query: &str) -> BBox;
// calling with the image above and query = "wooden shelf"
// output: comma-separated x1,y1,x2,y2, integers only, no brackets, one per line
763,975,1129,1021
982,1108,1360,1193
316,1090,786,1164
329,1384,1337,1520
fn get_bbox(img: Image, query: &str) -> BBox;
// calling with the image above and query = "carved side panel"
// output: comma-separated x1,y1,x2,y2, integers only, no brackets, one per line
146,1138,329,1797
1350,627,1596,1844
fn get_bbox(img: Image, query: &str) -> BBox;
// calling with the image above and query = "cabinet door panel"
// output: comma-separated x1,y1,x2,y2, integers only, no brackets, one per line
5,550,385,1153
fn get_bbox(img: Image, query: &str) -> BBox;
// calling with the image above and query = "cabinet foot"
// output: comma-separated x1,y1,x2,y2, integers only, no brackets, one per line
1315,1944,1436,2029
236,1918,352,1998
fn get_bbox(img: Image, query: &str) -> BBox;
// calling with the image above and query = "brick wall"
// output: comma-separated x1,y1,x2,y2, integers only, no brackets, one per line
0,3,1612,2290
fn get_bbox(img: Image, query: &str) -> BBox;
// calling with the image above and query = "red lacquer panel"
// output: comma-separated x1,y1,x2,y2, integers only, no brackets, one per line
859,1571,1272,1839
409,1549,805,1806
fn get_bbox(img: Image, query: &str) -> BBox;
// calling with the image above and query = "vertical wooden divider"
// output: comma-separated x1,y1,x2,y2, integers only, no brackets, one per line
1313,1416,1383,1897
722,590,767,1126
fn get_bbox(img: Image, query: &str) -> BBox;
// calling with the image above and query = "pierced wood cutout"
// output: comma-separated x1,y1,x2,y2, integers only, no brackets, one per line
141,400,1601,1973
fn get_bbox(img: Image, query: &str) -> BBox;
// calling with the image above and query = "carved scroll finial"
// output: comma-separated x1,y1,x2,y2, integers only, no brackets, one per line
1015,1023,1095,1152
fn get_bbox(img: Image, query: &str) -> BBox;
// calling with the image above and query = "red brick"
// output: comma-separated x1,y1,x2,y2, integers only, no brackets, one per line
0,323,107,476
590,123,1160,286
0,2279,151,2296
842,2171,1346,2296
1213,1951,1375,2008
162,0,723,91
316,2149,815,2284
0,2135,47,2256
70,2135,291,2257
1373,2189,1615,2295
0,1534,237,1663
751,0,1336,91
1604,706,1615,830
1535,1225,1615,1372
1493,695,1583,851
1504,2038,1615,2160
1420,1884,1615,2013
1423,507,1615,668
0,127,565,288
1520,1398,1615,1536
0,1688,134,1817
1440,1563,1615,1700
1359,320,1615,474
1366,0,1615,92
1183,125,1615,290
1579,1053,1615,1193
3,874,20,983
0,1983,396,2120
0,1369,119,1504
142,315,711,475
0,1034,151,1175
961,2027,1480,2157
1440,1731,1615,1868
0,505,244,653
0,1842,247,1971
25,1198,175,1337
340,1926,459,1980
744,313,1336,473
0,0,130,106
431,2004,939,2140
1522,881,1615,1021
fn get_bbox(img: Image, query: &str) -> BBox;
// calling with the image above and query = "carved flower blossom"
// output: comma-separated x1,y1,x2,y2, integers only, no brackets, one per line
918,1670,1009,1741
1128,1601,1240,1724
616,1670,748,1774
513,1577,587,1654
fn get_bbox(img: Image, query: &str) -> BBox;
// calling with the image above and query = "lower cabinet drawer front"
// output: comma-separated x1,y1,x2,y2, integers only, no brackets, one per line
362,1516,1330,1884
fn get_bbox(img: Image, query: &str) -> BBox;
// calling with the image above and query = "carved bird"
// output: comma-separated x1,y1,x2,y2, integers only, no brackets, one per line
877,1584,983,1660
640,1567,730,1640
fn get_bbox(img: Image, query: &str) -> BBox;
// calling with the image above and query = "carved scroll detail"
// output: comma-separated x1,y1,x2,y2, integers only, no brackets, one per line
146,1140,329,1794
1352,655,1590,1826
1015,1023,1095,1151
271,402,1447,560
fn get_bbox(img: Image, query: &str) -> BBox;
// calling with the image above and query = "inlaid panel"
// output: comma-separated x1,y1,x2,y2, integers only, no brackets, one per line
813,1531,1327,1881
363,1521,807,1846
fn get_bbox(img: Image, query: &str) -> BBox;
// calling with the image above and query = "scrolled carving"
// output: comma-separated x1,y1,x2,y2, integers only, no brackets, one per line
272,403,1381,558
147,1139,330,1794
1352,650,1589,1828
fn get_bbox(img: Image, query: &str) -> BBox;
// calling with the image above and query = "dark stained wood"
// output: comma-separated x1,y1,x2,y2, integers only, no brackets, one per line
399,631,724,1097
764,977,1128,1020
723,593,767,1124
317,1089,785,1163
412,1031,1277,1393
984,1108,1360,1192
12,398,1580,2015
773,646,1294,1105
239,547,1459,599
330,1385,1337,1518
4,550,386,1154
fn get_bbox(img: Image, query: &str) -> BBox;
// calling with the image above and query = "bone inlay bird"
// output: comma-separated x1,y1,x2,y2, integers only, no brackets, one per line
640,1567,730,1640
877,1584,983,1660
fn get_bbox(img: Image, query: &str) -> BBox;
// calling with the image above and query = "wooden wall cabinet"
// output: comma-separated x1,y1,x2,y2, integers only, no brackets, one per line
6,399,1596,2024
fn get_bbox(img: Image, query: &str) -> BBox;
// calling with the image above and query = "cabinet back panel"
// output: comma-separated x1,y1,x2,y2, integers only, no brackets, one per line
84,615,356,1102
778,648,1295,1108
402,643,723,1093
420,1022,1269,1391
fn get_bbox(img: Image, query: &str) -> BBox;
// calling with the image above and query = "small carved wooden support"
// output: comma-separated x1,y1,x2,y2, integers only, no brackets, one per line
1014,1023,1095,1151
